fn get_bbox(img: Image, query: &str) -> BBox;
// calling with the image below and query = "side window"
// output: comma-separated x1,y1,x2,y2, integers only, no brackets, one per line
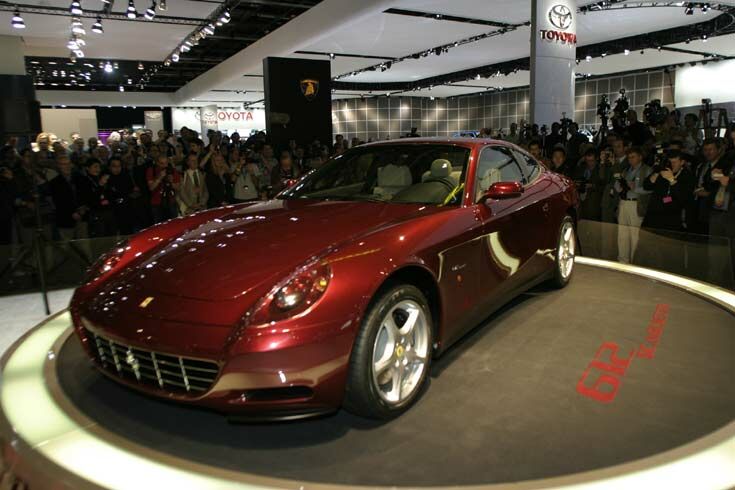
514,150,541,183
474,146,524,201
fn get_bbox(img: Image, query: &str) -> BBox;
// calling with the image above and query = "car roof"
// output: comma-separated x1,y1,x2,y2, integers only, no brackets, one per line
359,137,516,150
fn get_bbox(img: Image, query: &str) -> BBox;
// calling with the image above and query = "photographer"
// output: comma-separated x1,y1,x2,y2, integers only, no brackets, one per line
642,150,695,232
600,137,629,224
573,148,606,221
615,146,652,264
231,154,261,203
147,154,180,224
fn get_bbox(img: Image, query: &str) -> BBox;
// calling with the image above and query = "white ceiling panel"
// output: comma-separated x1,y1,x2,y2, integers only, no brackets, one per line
301,12,493,58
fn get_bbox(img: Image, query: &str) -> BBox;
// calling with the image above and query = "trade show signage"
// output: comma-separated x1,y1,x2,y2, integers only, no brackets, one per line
539,3,577,45
173,107,266,136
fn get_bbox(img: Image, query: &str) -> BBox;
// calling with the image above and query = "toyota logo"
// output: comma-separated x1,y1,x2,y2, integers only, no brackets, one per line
549,4,572,30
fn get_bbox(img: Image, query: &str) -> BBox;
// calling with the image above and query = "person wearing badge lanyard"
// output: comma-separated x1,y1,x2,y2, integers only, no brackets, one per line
642,150,695,232
615,146,652,264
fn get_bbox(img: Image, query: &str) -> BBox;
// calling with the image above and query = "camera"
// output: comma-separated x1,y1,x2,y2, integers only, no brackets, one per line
643,99,669,126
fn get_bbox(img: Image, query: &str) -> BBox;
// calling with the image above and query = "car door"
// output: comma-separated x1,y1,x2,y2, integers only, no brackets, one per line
473,145,546,312
512,148,559,276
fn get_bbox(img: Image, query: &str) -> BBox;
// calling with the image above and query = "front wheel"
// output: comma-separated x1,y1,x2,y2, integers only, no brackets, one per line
549,216,576,288
343,285,433,419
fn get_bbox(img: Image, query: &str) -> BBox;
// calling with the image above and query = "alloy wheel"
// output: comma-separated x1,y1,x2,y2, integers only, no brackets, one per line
371,300,430,405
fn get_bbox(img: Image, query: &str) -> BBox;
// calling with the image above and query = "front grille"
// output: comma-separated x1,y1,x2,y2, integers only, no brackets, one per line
85,328,219,395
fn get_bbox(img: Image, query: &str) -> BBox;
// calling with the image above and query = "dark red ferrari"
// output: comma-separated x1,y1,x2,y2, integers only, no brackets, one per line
71,138,578,420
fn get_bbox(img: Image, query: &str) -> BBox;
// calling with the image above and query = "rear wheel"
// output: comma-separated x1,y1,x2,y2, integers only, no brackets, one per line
549,216,576,289
344,285,433,419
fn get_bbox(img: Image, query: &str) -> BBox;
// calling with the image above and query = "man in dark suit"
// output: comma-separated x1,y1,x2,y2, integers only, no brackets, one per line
49,154,88,242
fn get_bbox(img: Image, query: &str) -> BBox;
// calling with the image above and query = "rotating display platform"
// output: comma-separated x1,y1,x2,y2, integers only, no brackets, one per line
1,258,734,490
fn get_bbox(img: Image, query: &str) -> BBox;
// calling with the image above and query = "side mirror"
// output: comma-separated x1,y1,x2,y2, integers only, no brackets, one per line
482,181,524,202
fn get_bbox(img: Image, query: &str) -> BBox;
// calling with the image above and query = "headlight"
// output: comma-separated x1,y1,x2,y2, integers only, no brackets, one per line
85,240,130,283
249,261,332,325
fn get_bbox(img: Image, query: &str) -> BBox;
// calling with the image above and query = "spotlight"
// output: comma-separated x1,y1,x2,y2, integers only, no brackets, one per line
113,61,118,69
92,17,103,34
329,53,335,59
71,17,85,35
624,49,630,55
601,52,607,57
145,1,156,20
127,0,137,19
11,9,25,29
701,34,708,42
163,59,171,66
119,85,125,92
158,0,166,10
70,0,83,16
702,3,710,13
219,9,231,23
138,61,144,70
475,74,481,80
203,23,215,35
585,55,592,62
104,61,113,73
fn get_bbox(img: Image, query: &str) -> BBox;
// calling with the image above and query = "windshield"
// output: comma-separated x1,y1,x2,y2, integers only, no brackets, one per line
282,144,470,206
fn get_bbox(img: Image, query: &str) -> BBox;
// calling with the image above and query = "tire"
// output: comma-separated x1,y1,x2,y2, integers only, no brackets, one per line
343,284,433,419
549,216,577,289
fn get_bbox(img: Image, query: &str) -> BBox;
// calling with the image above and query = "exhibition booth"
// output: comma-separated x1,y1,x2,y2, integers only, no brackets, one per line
1,0,734,488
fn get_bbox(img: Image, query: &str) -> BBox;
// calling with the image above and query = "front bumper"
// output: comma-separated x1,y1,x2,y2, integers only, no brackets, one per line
72,309,359,418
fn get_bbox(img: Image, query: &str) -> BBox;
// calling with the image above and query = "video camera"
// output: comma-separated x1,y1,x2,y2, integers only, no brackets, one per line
643,99,669,126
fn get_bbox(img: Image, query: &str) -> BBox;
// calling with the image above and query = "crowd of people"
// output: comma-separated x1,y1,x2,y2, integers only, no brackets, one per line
0,128,343,250
501,110,734,267
0,107,734,282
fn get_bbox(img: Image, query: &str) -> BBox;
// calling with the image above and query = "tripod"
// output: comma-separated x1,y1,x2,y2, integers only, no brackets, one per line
0,159,91,315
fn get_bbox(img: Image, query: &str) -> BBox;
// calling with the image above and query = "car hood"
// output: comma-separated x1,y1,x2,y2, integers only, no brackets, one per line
133,199,431,301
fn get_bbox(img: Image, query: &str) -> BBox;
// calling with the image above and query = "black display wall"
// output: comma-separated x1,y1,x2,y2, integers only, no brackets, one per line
263,57,332,151
0,75,41,140
94,107,173,132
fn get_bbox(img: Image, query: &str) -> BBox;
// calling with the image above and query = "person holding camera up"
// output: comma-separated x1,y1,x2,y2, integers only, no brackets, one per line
573,148,607,222
147,154,180,224
642,150,695,232
615,147,652,264
231,154,261,203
